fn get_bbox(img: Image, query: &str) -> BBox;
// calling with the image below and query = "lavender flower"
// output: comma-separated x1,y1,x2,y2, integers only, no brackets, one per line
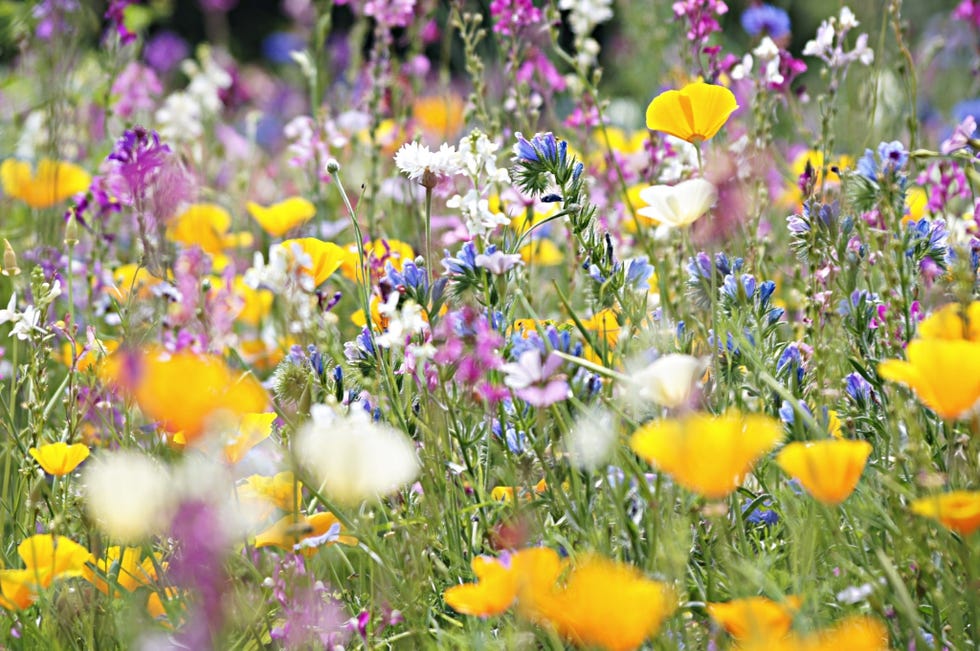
741,3,791,39
501,349,570,407
144,31,190,74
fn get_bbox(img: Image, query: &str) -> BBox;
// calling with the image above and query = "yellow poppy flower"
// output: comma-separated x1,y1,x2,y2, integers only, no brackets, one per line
706,595,802,640
108,263,160,301
340,239,415,282
775,439,872,505
779,150,852,207
167,203,232,254
412,94,466,140
530,555,677,651
58,338,119,373
630,413,784,499
645,81,738,144
878,338,980,420
916,301,980,342
904,186,928,223
1,158,91,208
520,239,564,266
224,412,277,465
238,471,299,513
0,569,36,611
809,615,890,650
146,586,181,627
580,308,621,346
254,512,356,552
28,442,90,476
282,237,347,288
444,547,563,618
101,347,268,442
910,491,980,536
247,197,316,237
83,546,160,596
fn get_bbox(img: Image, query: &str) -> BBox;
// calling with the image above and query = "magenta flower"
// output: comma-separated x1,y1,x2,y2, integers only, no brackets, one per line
501,350,570,407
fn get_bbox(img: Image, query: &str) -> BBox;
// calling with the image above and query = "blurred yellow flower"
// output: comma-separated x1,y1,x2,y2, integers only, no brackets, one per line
58,338,119,373
108,263,160,301
1,158,91,208
282,237,347,288
340,239,415,282
580,308,621,347
916,301,980,342
910,491,980,536
444,547,562,618
706,595,801,640
254,512,356,552
238,471,299,514
736,615,889,651
531,555,677,651
102,348,268,441
645,81,738,144
247,197,315,237
780,150,852,207
223,412,277,465
83,546,160,596
0,534,93,609
167,203,233,254
904,186,928,223
520,239,564,266
878,338,980,420
630,413,783,499
775,439,872,505
412,94,466,140
29,442,90,476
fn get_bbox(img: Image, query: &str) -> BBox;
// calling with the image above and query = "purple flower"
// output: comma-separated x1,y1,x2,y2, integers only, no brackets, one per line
740,3,791,39
489,0,544,36
143,31,189,73
33,0,79,40
501,350,570,407
475,249,523,274
104,0,138,45
103,126,194,222
111,62,162,119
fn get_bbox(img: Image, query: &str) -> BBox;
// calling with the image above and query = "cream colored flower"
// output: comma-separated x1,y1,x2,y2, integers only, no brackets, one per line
637,179,717,228
631,354,707,408
82,451,175,543
295,406,419,505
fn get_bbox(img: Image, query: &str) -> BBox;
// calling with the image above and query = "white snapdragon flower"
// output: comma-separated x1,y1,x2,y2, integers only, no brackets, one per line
447,189,510,237
156,91,203,142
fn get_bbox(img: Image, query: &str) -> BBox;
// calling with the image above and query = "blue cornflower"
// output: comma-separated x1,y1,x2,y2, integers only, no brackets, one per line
625,257,654,292
741,4,791,39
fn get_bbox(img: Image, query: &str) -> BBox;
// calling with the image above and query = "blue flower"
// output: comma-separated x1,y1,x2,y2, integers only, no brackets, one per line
743,498,779,526
741,4,791,39
624,256,654,292
844,372,872,403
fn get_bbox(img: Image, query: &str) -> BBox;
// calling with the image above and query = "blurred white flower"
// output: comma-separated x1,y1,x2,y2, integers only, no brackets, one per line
630,354,707,409
295,406,419,505
564,407,618,471
82,450,175,543
637,179,717,229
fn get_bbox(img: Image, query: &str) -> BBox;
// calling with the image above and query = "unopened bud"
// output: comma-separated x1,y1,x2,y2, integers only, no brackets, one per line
2,239,21,277
65,215,79,247
325,159,341,174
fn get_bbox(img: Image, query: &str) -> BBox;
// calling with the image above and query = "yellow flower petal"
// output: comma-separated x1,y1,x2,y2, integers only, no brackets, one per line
444,547,563,618
775,439,872,505
916,302,980,342
1,158,91,208
224,412,277,465
910,491,980,535
520,239,564,266
645,81,738,144
167,203,232,254
630,412,783,499
247,197,316,237
28,442,90,476
706,595,801,640
878,338,980,420
282,237,347,287
17,535,93,588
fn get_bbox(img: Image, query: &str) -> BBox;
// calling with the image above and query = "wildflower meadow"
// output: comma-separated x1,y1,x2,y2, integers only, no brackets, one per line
2,0,980,648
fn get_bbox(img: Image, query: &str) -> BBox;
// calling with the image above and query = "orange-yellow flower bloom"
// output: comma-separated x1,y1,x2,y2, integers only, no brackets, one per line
531,555,677,651
630,413,783,499
775,439,872,505
83,546,160,596
809,615,890,650
282,237,347,288
412,94,466,140
238,471,300,514
29,442,90,476
102,348,268,442
0,534,93,610
1,158,91,208
167,203,233,254
706,595,802,640
916,301,980,342
878,338,980,420
645,81,738,144
910,491,980,536
520,239,564,266
254,512,356,551
444,547,563,618
247,197,316,237
339,239,415,282
223,412,277,465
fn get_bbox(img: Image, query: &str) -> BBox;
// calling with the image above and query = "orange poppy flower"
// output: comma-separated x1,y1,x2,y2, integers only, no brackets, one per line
1,158,91,208
707,595,802,639
878,338,980,420
29,442,90,476
910,491,980,536
775,439,872,505
247,197,316,237
443,547,563,618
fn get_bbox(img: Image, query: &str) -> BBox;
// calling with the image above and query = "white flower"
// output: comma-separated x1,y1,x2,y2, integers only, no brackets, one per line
447,189,510,237
394,142,462,184
753,36,780,61
564,407,617,471
375,298,427,349
803,20,835,58
156,91,203,142
731,54,753,81
836,582,874,604
637,178,717,228
82,450,176,543
630,354,708,408
0,293,18,326
10,305,41,340
839,6,859,30
295,406,420,505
